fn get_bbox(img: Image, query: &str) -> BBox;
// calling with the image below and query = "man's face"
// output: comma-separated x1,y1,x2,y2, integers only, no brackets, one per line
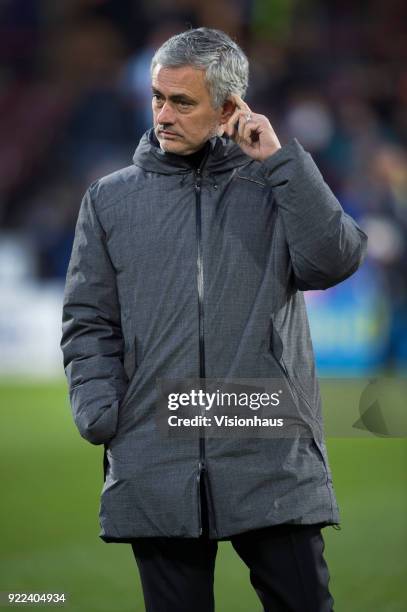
152,64,224,156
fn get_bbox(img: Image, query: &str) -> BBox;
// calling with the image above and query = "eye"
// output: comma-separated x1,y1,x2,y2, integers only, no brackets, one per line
152,94,164,104
178,101,193,110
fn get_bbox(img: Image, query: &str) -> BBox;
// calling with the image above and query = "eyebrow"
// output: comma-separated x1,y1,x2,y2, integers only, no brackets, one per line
152,87,196,104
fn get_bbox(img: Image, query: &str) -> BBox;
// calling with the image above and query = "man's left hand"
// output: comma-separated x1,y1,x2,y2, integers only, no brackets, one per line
222,94,281,161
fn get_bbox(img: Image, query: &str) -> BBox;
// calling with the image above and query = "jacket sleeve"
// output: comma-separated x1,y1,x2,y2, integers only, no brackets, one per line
60,185,128,445
262,138,368,290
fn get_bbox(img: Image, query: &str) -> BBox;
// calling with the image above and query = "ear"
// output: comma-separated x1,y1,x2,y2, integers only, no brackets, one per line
219,98,235,125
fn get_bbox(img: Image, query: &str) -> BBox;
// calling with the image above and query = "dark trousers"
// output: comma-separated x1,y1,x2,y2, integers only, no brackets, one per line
130,477,334,612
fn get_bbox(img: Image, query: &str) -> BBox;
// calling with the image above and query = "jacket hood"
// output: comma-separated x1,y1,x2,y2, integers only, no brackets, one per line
132,128,250,175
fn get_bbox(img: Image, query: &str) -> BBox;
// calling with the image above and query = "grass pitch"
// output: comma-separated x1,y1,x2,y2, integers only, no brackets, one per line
1,380,406,611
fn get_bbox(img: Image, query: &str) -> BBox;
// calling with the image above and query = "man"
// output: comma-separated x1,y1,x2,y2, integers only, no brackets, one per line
61,27,367,612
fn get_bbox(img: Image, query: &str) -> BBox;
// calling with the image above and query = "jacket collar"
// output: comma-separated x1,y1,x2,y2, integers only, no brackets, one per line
132,128,250,175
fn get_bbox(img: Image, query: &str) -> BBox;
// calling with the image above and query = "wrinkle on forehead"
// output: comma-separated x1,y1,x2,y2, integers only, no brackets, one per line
152,64,209,99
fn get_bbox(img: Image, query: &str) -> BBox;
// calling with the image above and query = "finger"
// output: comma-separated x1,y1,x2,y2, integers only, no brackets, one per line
237,111,256,142
242,117,260,144
229,93,251,114
223,94,251,136
224,108,246,137
237,112,250,141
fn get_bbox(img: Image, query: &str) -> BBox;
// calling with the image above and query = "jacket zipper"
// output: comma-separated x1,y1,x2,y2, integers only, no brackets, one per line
195,167,207,536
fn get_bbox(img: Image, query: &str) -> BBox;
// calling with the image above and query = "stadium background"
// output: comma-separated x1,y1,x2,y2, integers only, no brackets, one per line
0,0,406,610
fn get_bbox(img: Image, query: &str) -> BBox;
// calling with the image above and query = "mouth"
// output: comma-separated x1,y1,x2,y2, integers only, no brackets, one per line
158,130,179,137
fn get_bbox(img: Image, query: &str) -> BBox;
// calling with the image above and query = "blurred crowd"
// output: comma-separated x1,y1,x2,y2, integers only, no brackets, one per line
0,0,406,369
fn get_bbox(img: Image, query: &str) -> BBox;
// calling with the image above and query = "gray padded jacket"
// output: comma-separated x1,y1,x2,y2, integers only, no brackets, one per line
61,129,367,542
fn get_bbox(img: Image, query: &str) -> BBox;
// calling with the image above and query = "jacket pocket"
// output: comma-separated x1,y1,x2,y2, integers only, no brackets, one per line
267,319,315,418
110,380,136,444
119,379,135,412
266,321,330,471
267,321,300,408
268,331,331,477
118,340,139,411
123,336,137,382
310,436,332,480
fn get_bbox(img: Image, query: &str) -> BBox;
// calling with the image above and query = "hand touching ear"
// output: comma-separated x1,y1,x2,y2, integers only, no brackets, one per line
222,94,281,161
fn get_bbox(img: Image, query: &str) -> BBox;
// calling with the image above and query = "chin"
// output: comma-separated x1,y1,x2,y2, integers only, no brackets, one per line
159,139,176,150
159,140,189,155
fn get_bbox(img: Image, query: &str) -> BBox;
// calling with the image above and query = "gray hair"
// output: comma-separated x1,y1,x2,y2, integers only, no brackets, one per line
151,27,249,108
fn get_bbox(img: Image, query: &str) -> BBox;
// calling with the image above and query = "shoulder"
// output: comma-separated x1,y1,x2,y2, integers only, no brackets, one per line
87,164,146,213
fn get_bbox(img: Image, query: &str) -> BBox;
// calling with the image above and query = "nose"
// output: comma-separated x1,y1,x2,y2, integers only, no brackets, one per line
156,102,175,125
